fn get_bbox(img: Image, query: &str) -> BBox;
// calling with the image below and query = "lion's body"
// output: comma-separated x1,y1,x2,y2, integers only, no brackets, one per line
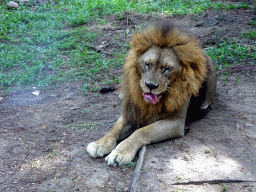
87,22,217,166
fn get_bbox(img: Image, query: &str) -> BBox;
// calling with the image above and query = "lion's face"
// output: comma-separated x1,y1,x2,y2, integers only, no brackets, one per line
138,46,182,104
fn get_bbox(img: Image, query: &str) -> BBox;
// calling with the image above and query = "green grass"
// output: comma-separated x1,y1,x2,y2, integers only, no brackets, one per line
80,75,121,94
48,149,58,158
243,31,256,39
221,183,227,192
206,41,256,70
67,122,101,131
0,0,255,92
249,20,256,27
225,2,250,10
0,0,127,91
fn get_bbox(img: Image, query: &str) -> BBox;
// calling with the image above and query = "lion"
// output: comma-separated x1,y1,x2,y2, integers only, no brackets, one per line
87,22,217,166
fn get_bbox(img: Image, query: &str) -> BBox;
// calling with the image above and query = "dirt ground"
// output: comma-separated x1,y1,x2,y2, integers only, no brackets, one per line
1,6,256,192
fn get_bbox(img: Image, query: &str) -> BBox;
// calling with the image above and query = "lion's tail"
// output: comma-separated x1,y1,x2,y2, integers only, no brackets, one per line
99,86,118,93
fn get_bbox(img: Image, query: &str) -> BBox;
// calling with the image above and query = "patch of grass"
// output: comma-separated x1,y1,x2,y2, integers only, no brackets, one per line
209,2,252,10
48,149,58,158
235,76,239,83
112,75,121,84
81,108,90,115
0,3,99,89
177,174,185,180
83,0,218,15
249,20,256,27
68,122,101,131
1,0,254,92
206,41,256,70
243,31,256,39
99,75,121,87
225,3,250,10
99,19,108,26
221,183,227,192
123,162,137,168
222,71,230,85
0,1,126,91
80,83,91,95
71,175,79,182
204,149,211,154
140,168,146,171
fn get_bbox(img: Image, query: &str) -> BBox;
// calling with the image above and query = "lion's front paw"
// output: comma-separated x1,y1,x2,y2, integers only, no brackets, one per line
105,140,138,166
87,137,116,158
105,149,134,167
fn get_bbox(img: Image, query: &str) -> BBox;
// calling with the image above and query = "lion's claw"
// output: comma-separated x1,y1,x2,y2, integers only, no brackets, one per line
105,150,119,167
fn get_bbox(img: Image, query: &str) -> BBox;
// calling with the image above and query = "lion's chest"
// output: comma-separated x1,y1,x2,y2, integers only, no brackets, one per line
126,104,171,128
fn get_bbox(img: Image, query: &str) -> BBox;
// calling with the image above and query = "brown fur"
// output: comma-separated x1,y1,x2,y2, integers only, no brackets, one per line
122,23,208,127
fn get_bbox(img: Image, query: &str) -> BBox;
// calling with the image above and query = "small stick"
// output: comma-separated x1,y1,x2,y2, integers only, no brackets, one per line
130,146,146,192
172,179,256,185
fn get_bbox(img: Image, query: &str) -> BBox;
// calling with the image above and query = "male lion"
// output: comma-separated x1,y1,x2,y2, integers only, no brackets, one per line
87,22,217,166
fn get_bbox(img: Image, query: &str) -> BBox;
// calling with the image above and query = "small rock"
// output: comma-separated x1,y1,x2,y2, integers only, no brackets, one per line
19,0,30,4
126,29,130,34
75,187,79,191
195,21,204,27
245,123,253,127
7,1,19,8
32,91,40,96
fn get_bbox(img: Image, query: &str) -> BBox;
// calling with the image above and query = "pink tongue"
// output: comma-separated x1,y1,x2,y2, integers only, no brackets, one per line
142,93,158,104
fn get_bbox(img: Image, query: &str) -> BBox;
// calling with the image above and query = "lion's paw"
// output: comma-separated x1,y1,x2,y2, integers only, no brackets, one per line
87,138,116,158
105,149,133,167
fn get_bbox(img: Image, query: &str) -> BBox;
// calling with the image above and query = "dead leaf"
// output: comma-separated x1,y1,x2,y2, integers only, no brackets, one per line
43,125,48,129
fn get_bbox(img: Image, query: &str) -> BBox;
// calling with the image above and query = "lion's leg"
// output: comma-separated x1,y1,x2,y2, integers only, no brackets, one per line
105,118,185,166
106,100,189,166
200,55,217,110
87,116,132,158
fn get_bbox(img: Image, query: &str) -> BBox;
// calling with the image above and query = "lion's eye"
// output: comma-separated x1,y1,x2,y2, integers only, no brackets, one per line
144,62,150,69
163,67,172,73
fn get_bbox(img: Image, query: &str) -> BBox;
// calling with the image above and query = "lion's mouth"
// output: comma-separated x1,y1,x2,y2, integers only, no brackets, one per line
142,92,158,104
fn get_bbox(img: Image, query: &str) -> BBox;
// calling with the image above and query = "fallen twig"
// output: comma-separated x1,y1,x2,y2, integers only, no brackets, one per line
89,43,111,55
172,179,256,185
130,145,146,192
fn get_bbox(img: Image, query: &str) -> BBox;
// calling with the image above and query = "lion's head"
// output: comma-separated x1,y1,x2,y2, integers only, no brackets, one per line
121,22,208,124
138,46,182,104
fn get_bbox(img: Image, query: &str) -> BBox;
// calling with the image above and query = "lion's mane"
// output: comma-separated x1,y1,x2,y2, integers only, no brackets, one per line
121,22,208,127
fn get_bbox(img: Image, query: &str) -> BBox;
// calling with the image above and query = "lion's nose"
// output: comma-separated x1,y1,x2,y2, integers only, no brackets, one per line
145,82,159,90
